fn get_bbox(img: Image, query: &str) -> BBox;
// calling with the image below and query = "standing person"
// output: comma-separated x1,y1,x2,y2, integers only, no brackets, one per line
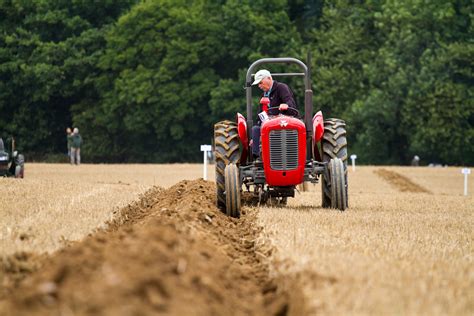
250,69,297,159
70,127,82,165
66,127,73,159
411,155,420,166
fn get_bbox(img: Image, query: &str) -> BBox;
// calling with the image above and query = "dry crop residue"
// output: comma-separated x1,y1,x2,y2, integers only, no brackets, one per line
0,180,288,315
374,168,432,193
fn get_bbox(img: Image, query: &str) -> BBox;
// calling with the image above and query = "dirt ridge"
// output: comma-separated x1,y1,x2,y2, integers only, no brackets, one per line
1,179,289,315
374,168,432,193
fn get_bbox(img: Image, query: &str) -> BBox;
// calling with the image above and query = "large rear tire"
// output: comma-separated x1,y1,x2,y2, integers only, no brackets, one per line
224,164,241,217
321,118,348,209
214,120,241,211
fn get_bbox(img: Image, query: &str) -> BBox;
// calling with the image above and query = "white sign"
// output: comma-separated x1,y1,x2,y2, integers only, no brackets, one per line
350,154,357,171
462,168,471,196
201,145,212,152
201,145,212,180
258,111,269,123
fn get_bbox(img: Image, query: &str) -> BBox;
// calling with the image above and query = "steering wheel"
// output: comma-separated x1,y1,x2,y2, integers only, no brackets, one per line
268,106,299,117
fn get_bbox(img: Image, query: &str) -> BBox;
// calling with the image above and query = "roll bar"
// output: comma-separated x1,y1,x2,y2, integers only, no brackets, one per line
245,57,313,159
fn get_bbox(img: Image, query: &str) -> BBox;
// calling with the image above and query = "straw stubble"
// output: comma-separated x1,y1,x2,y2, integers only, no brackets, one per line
258,166,473,315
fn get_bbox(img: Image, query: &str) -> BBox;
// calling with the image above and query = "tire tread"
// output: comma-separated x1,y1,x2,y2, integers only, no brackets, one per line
214,120,241,210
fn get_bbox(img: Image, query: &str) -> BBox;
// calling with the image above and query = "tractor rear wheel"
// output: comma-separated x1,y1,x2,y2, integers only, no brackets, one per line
224,164,241,217
321,118,348,209
214,120,241,211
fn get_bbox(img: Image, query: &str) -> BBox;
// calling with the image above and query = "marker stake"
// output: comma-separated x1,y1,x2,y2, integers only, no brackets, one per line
462,168,471,196
200,145,212,180
350,154,357,171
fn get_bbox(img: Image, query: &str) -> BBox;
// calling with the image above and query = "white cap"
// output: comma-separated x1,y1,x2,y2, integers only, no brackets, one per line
252,69,271,85
73,128,79,134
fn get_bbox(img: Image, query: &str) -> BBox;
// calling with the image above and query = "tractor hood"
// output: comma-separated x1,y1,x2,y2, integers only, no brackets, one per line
260,115,307,186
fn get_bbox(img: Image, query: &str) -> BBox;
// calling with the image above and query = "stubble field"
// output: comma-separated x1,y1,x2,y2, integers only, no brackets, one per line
0,163,472,315
0,163,212,255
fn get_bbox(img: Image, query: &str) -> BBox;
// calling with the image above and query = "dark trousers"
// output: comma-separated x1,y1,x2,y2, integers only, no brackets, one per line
251,125,261,157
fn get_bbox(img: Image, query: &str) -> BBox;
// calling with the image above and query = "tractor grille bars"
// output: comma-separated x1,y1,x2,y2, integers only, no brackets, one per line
269,129,299,170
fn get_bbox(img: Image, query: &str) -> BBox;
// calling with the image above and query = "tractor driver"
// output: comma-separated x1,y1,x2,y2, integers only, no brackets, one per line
250,69,297,159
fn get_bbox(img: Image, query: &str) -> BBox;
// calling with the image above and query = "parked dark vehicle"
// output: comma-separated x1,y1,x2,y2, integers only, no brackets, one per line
0,137,25,178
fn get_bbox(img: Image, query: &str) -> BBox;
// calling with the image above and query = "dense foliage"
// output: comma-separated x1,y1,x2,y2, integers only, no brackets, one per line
0,0,472,165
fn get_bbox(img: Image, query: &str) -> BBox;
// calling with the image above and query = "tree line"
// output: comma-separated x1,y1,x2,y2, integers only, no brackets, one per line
0,0,472,165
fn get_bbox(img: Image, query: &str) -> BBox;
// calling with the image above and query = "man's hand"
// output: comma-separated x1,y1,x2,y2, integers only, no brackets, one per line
279,103,289,111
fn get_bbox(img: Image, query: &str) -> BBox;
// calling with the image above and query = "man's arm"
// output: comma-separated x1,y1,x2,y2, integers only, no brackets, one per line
278,83,296,108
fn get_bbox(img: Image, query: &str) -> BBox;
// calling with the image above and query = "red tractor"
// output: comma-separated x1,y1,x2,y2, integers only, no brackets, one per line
214,58,347,217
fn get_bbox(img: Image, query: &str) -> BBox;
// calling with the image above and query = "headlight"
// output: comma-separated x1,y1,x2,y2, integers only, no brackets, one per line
0,156,8,161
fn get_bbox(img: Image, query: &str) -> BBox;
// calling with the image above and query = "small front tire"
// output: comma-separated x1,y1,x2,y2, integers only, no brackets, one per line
327,158,347,211
224,163,241,218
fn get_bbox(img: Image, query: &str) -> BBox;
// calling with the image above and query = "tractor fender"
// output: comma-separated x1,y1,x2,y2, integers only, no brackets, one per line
236,113,248,163
312,111,324,161
312,111,324,143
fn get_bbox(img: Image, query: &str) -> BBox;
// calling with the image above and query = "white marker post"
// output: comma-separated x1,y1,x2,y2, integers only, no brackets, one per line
461,168,471,196
350,154,357,171
200,145,212,180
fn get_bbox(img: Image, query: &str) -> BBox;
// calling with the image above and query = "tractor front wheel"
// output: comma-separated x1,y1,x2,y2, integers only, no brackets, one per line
325,158,347,210
224,164,241,217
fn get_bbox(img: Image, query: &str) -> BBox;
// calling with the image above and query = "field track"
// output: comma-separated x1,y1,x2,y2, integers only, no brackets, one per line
0,164,472,315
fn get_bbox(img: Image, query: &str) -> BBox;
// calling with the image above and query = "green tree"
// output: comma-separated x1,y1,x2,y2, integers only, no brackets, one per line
308,0,473,165
0,0,136,158
78,0,301,162
1,0,471,165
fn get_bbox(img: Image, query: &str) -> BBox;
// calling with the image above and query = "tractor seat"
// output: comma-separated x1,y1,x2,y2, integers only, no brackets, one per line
268,106,300,118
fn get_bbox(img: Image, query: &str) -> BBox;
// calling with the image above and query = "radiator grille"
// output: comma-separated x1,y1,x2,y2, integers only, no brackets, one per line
269,129,299,170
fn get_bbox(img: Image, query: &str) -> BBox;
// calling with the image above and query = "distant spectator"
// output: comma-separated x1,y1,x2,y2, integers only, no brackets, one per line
66,127,72,158
411,155,420,166
70,128,82,165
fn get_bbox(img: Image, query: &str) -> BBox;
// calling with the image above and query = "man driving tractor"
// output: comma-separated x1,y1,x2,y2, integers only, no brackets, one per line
214,57,348,217
251,69,296,159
